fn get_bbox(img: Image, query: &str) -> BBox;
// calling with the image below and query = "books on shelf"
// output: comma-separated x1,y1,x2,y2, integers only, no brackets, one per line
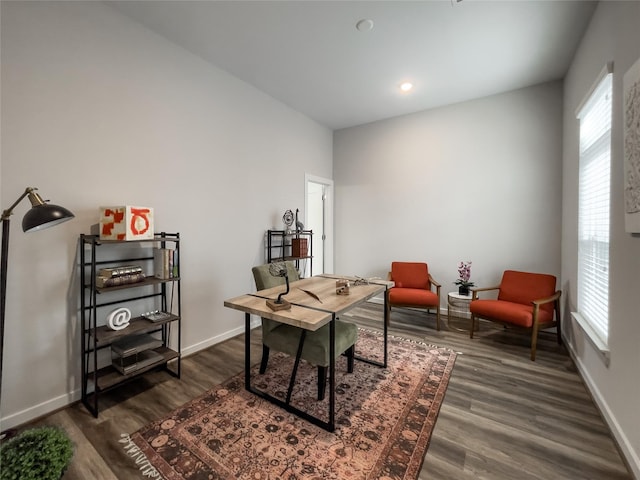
96,272,145,288
111,333,163,357
98,265,143,278
154,248,178,279
112,349,164,375
111,333,164,375
292,238,308,257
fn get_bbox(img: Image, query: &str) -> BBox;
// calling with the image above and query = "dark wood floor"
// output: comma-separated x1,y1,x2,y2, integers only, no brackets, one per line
21,302,631,479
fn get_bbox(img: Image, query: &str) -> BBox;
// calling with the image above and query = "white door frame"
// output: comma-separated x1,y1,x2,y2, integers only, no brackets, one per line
305,173,334,274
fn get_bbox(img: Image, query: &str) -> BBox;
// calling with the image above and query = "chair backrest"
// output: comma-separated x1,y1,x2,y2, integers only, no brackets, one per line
498,270,557,314
252,261,300,334
390,262,430,289
252,261,300,290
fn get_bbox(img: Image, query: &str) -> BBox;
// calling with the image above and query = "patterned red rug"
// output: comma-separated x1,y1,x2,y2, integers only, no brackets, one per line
128,329,456,479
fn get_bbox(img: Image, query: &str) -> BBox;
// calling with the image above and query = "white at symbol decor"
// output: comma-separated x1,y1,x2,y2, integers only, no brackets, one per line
107,307,132,330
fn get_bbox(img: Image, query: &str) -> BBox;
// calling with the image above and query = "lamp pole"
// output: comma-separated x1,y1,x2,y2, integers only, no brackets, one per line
0,217,10,402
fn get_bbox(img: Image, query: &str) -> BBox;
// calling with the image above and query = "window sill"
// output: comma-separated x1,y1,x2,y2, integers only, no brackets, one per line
571,312,610,366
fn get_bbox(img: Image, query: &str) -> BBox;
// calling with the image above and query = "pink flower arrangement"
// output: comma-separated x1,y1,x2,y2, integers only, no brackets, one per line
455,261,474,288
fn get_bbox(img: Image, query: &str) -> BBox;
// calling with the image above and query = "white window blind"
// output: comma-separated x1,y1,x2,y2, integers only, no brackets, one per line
576,70,612,346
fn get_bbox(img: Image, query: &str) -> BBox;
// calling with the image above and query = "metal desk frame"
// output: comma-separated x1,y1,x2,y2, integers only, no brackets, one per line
226,275,390,432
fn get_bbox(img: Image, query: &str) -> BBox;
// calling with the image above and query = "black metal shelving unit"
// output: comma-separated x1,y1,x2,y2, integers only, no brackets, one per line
79,232,181,417
266,229,313,277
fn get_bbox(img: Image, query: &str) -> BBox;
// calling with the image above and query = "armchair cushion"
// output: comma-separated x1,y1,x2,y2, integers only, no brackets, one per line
391,262,430,289
497,270,557,316
470,299,553,328
389,288,439,307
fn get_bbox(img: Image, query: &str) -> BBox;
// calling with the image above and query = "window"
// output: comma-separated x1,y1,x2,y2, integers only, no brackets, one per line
574,65,613,352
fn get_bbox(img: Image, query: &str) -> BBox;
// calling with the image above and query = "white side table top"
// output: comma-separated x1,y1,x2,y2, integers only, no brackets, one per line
448,291,473,301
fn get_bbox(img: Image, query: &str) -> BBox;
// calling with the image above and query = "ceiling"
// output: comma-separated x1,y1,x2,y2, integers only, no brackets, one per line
107,0,597,131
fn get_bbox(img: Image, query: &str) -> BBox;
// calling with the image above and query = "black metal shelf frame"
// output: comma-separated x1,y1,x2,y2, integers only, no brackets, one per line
79,232,182,417
266,229,313,277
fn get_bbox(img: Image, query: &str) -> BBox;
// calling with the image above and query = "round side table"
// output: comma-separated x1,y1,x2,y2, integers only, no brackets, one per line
447,291,473,332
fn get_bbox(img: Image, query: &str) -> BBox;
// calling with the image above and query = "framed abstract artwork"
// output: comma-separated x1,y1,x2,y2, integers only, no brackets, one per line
623,57,640,233
99,205,154,241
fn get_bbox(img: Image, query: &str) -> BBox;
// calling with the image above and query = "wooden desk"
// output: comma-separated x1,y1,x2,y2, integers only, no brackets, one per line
224,274,391,432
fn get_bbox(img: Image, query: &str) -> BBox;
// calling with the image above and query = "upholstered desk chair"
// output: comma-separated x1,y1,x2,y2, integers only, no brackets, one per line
252,262,358,400
469,270,562,361
387,262,441,330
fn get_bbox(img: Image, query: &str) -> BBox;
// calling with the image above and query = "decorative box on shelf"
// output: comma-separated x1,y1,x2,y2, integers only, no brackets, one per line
292,237,308,257
99,205,154,241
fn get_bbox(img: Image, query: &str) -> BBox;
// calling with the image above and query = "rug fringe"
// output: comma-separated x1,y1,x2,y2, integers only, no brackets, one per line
119,433,165,479
356,326,462,354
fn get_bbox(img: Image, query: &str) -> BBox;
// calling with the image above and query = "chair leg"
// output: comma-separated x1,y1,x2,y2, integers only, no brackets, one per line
346,345,355,373
317,366,327,401
530,323,540,361
259,344,270,374
555,300,562,345
470,314,476,338
435,306,441,331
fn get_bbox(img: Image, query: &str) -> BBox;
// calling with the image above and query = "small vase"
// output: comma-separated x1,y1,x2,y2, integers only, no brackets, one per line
458,285,470,296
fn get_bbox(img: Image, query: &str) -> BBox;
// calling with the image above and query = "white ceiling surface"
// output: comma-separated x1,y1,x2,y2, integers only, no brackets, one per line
107,1,597,130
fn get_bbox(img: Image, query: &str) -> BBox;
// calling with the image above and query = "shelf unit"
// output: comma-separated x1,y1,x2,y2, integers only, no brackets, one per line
266,229,313,277
80,232,181,417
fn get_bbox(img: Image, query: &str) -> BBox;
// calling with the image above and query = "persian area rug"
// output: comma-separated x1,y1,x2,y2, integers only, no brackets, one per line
128,329,456,480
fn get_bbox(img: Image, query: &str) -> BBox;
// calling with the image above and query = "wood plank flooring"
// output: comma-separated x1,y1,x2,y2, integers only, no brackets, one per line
19,302,632,479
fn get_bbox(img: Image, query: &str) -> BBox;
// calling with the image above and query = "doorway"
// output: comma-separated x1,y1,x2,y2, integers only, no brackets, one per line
305,174,334,275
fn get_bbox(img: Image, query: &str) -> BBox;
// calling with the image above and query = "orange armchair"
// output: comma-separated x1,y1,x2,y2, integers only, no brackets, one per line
469,270,561,361
387,262,441,330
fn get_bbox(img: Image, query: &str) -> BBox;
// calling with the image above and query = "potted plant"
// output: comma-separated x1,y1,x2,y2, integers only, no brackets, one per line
454,261,474,295
0,426,73,480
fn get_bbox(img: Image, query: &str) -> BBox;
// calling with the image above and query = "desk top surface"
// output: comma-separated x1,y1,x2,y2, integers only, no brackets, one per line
224,275,392,331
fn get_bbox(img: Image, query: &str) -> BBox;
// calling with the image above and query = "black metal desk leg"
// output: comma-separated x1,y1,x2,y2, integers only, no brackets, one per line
245,313,251,390
286,330,307,404
383,288,389,368
329,315,335,431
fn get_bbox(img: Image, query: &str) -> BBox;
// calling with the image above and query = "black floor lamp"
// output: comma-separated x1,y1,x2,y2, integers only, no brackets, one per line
0,187,75,413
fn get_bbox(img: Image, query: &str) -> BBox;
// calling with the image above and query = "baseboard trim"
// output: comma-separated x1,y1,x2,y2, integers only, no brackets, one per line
1,390,81,431
564,339,640,479
181,318,260,357
0,319,262,431
368,295,453,318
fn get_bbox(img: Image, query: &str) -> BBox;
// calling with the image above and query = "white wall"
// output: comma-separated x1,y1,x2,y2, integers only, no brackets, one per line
0,1,332,428
333,82,563,294
561,2,640,477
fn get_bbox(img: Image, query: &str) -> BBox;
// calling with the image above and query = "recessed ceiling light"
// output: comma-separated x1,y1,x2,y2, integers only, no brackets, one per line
356,19,374,32
400,82,413,92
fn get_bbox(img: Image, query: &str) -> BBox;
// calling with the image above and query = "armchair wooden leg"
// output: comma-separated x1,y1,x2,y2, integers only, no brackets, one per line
317,366,327,401
556,300,562,345
530,323,540,361
259,345,270,374
435,306,441,331
470,315,476,338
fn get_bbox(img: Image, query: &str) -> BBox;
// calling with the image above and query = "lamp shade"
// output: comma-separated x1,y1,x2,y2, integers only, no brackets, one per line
17,189,75,233
22,204,75,233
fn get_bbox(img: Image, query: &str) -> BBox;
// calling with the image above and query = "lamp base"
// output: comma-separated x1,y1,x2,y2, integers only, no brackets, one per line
266,299,291,311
